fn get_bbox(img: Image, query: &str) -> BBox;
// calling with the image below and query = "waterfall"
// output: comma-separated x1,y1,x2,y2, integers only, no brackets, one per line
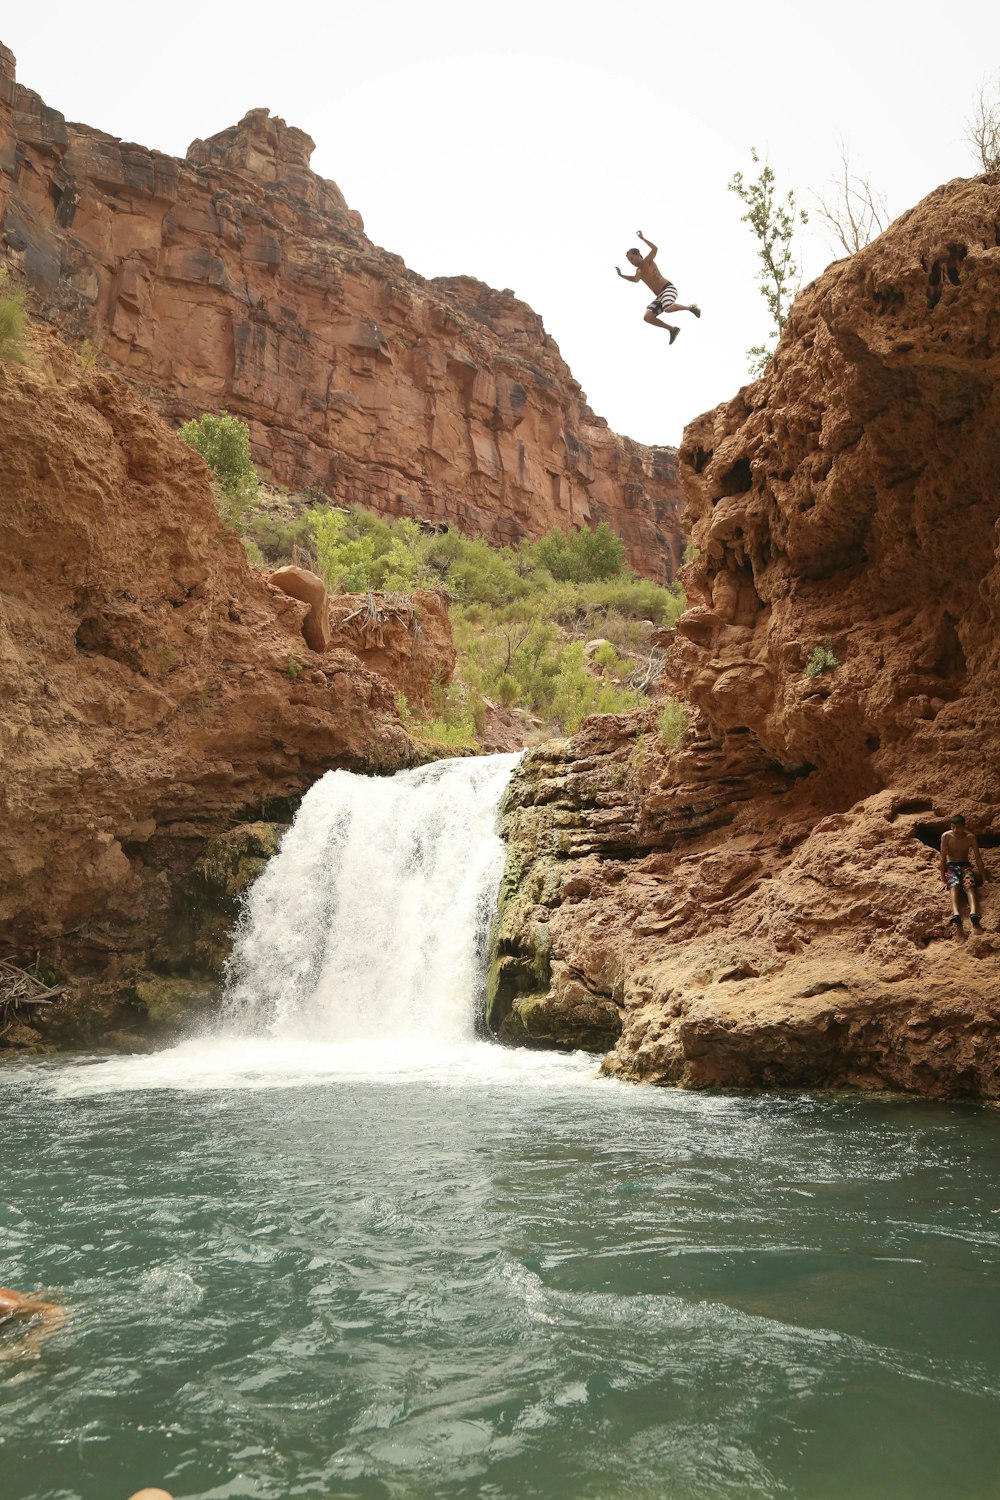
222,752,520,1044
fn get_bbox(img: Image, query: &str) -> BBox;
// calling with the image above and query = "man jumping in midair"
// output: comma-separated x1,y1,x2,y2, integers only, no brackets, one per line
615,231,701,343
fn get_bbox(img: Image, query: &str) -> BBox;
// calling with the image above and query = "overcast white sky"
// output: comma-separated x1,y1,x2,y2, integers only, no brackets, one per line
4,2,999,447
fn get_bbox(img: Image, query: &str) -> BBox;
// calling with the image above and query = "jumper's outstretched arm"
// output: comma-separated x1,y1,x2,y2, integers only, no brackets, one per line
637,229,658,259
615,266,640,281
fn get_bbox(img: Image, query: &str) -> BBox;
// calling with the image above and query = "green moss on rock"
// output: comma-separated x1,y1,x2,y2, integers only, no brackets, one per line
195,821,287,909
135,975,219,1032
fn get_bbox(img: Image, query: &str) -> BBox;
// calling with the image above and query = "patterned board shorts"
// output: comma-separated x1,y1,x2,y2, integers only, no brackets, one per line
946,861,980,891
647,283,678,315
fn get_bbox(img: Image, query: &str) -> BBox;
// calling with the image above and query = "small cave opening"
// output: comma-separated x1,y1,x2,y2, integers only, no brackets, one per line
891,799,934,818
717,457,752,498
913,821,1000,852
931,612,967,681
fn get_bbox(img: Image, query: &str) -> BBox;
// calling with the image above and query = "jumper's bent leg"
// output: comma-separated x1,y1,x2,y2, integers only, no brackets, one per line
644,310,679,334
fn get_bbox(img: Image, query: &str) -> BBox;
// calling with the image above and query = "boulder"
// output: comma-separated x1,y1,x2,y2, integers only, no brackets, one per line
267,566,330,653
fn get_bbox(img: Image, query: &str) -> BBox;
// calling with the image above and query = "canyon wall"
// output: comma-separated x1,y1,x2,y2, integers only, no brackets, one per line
0,327,453,1039
0,43,682,578
489,174,1000,1099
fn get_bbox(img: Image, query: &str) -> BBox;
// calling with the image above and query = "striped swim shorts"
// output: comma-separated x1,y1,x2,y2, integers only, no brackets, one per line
647,283,678,315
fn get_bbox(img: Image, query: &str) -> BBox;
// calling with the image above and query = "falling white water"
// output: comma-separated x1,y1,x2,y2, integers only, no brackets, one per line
32,750,602,1094
223,752,521,1045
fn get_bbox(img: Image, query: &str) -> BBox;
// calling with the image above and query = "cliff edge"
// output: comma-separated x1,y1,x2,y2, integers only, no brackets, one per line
489,173,1000,1099
0,327,452,1039
0,42,682,577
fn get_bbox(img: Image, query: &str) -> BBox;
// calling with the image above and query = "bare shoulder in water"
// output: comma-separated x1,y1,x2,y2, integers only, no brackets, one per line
0,1287,67,1360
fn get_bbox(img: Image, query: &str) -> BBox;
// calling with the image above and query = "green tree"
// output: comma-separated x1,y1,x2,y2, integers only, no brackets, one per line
0,268,27,365
312,507,426,593
729,148,808,376
530,522,627,582
179,410,259,522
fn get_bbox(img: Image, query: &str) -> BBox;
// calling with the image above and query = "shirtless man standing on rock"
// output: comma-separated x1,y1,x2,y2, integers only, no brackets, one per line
615,231,701,342
0,1286,66,1360
939,814,987,930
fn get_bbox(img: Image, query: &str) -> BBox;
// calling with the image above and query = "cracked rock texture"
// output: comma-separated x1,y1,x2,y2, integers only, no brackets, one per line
489,174,1000,1099
0,41,682,577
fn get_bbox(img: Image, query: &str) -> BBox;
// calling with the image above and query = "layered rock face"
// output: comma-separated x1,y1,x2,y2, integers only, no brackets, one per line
0,43,682,577
0,328,452,1028
490,174,1000,1099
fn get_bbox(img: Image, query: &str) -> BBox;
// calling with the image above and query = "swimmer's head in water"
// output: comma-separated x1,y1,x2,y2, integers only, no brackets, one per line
127,1490,175,1500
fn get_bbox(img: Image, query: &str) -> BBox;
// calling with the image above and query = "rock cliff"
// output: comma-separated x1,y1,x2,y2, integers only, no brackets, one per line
0,327,452,1041
489,174,1000,1100
0,42,682,577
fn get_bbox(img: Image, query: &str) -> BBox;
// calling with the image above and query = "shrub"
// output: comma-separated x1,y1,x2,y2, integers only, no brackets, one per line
242,537,267,570
804,639,839,678
573,576,685,625
657,698,689,749
396,690,478,754
243,512,317,567
0,269,27,365
235,492,690,747
312,507,427,593
179,411,259,521
419,528,529,606
528,521,627,582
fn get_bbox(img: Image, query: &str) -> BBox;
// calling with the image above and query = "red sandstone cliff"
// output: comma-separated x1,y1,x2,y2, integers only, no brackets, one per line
0,327,452,1022
0,43,682,578
490,174,1000,1100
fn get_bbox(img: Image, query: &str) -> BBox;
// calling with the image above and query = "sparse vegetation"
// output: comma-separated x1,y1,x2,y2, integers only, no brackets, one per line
240,496,685,746
192,681,217,718
396,689,479,755
243,509,317,569
815,147,888,256
657,697,690,748
0,269,27,365
729,148,808,376
77,338,99,373
286,656,304,682
967,77,1000,173
242,536,267,570
179,410,260,524
804,639,839,678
